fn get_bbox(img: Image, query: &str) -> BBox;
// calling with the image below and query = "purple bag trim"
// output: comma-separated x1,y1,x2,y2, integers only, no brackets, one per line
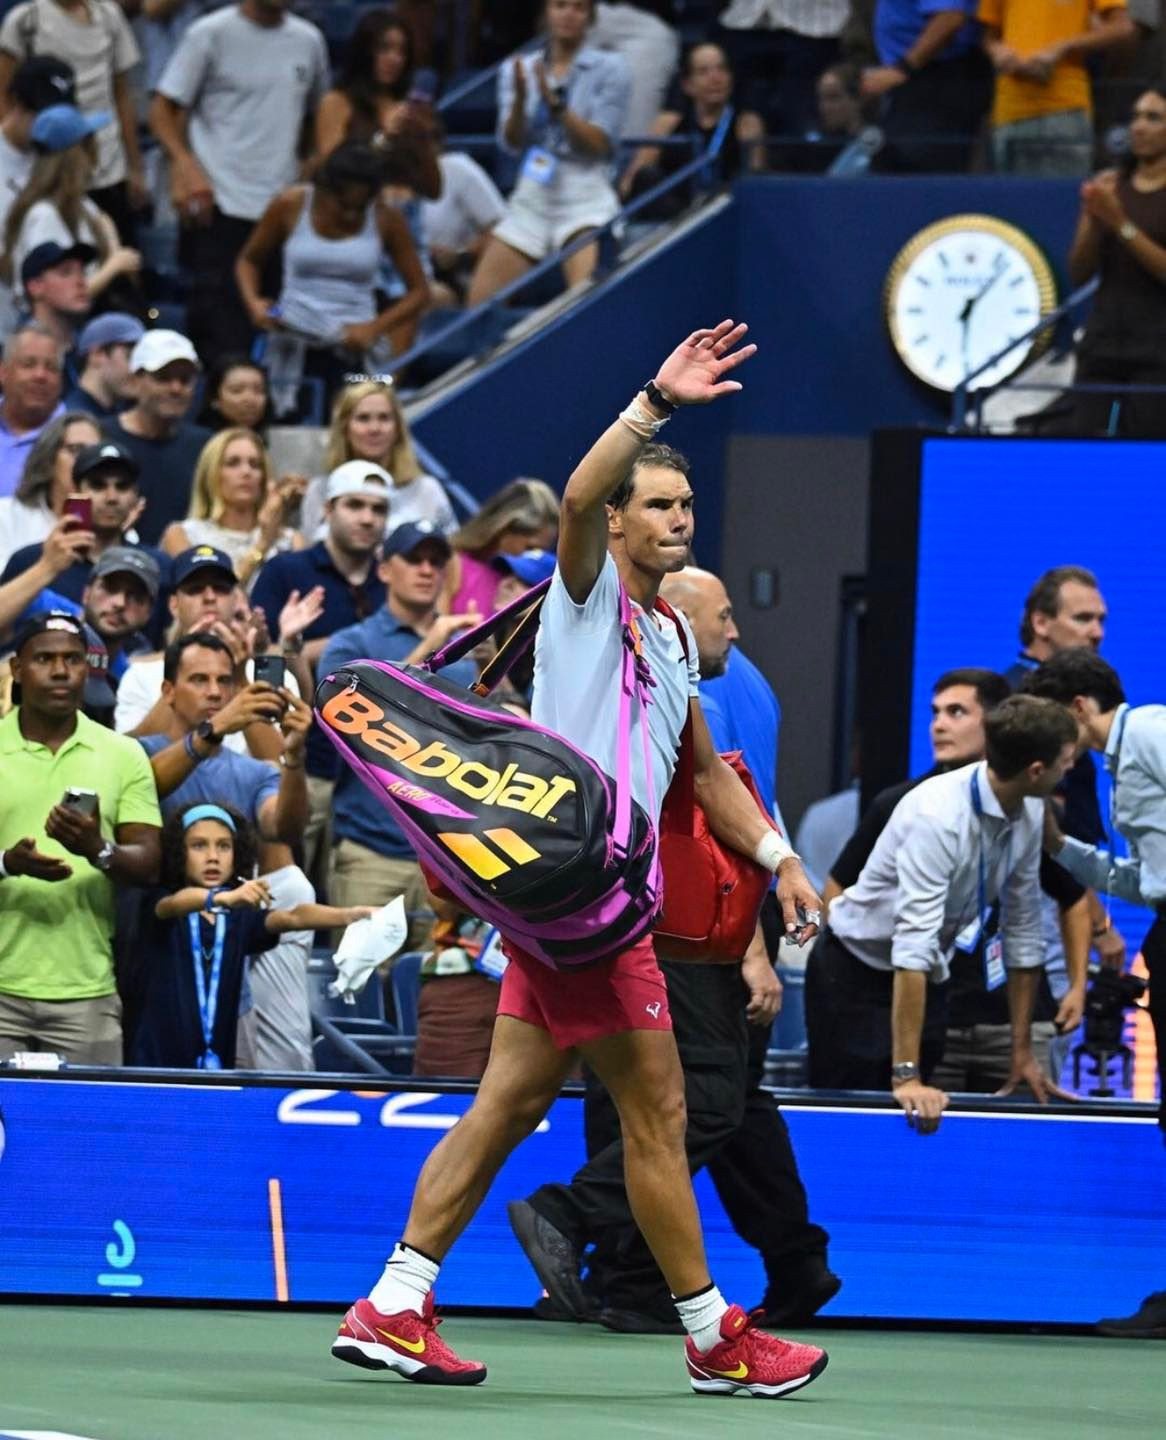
318,573,668,970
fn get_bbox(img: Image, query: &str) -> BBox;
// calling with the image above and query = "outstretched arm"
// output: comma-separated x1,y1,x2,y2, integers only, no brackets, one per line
557,319,757,604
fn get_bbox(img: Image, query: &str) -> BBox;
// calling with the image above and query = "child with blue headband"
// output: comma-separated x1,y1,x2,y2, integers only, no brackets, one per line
130,802,374,1069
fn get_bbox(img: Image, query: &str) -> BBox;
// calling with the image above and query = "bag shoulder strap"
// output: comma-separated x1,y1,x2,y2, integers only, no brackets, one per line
654,595,696,836
424,575,553,687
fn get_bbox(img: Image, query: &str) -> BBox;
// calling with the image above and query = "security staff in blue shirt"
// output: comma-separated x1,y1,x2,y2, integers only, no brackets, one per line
318,521,478,954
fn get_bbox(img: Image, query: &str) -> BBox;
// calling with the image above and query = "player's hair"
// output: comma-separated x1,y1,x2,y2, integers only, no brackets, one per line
608,444,691,512
1018,565,1099,647
983,694,1078,780
932,668,1011,713
161,802,257,889
1020,648,1127,714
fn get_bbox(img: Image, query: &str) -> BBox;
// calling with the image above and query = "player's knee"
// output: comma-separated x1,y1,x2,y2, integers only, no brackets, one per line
621,1081,687,1156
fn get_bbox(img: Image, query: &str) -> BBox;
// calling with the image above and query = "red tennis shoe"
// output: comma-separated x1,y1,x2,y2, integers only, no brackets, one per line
332,1292,487,1385
685,1303,828,1399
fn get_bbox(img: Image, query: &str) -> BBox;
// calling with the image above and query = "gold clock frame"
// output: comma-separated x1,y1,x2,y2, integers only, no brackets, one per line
883,213,1060,392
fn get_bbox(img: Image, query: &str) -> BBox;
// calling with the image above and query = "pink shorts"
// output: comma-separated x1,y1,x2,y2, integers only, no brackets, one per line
496,933,673,1050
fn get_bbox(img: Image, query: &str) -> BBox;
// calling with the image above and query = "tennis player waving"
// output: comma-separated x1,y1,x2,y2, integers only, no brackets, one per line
332,319,829,1399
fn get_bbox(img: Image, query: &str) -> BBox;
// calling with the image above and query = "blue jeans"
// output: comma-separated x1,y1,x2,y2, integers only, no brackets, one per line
992,109,1094,177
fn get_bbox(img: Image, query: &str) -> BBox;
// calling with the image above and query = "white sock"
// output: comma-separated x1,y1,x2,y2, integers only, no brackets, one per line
674,1283,730,1353
368,1242,439,1317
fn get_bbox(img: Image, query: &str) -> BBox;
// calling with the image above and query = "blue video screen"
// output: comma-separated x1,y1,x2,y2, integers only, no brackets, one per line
910,438,1166,1009
0,1078,1161,1323
911,437,1166,774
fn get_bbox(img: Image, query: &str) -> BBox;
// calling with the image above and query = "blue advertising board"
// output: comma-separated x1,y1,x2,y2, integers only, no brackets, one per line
0,1078,1161,1323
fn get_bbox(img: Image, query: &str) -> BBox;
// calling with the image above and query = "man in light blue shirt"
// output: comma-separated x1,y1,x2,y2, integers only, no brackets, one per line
1028,649,1166,1125
0,325,63,498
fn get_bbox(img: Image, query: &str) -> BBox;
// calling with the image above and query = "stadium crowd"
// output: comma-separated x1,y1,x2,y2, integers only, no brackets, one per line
0,0,1163,1351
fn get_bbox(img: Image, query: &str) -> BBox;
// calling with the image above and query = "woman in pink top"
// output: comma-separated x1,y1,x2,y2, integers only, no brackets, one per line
445,477,559,614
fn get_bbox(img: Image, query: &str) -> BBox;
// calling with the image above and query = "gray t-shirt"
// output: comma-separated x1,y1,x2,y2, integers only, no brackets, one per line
531,554,699,825
155,6,329,221
0,0,139,189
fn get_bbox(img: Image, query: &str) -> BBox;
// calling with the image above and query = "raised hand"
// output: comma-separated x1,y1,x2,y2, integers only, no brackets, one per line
278,586,327,643
654,319,757,406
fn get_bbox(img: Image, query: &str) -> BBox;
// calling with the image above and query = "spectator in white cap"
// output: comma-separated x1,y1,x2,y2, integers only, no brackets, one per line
104,328,211,545
1,106,141,310
63,311,145,420
251,457,392,889
0,0,145,242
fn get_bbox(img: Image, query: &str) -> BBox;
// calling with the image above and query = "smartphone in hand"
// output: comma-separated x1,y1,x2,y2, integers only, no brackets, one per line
63,494,93,530
253,654,286,690
61,788,98,817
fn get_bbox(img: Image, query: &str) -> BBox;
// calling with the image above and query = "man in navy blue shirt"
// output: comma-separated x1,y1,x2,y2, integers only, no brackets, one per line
865,0,990,171
0,440,170,643
250,460,391,884
319,521,478,955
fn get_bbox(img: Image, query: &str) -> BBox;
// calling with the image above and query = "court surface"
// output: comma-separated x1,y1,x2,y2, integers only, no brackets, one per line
0,1306,1161,1440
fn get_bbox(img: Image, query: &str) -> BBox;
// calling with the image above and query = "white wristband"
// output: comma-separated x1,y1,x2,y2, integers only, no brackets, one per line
754,829,797,874
0,848,7,878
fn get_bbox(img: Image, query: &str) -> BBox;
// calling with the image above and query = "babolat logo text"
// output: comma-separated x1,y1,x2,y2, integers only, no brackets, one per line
321,691,577,820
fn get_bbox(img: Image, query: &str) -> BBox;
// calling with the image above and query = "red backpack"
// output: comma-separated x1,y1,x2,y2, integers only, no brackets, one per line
652,599,776,963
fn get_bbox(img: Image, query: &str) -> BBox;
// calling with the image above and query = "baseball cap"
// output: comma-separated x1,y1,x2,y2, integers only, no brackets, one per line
171,544,236,589
72,440,140,484
130,329,200,375
325,460,394,503
10,57,76,113
76,312,146,356
21,240,96,287
90,546,160,601
13,608,86,657
81,623,116,712
383,520,452,561
492,548,556,587
30,103,110,154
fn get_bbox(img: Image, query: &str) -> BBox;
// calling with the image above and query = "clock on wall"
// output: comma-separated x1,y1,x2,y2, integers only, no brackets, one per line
884,215,1058,394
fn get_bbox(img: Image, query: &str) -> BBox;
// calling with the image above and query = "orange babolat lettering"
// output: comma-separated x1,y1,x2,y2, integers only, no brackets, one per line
320,690,577,820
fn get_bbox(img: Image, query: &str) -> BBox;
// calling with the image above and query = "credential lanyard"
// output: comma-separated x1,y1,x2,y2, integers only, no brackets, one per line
188,911,227,1071
970,771,1010,986
1103,705,1130,927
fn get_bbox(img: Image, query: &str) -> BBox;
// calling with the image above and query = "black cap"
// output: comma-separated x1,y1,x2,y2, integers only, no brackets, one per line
21,240,97,287
9,57,76,113
171,544,236,588
72,440,140,484
13,608,86,656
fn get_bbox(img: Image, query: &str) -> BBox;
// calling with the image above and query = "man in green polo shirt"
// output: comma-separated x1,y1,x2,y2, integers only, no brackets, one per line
0,611,162,1063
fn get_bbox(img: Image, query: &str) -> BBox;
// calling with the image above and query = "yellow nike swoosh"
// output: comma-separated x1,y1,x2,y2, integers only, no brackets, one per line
376,1327,426,1354
708,1361,749,1379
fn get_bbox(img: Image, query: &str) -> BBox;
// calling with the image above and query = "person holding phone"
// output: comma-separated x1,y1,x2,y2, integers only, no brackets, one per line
0,410,99,571
467,0,631,306
0,609,161,1065
0,439,167,646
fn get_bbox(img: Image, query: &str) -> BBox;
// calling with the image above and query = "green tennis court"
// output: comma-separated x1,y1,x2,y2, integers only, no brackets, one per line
0,1306,1161,1440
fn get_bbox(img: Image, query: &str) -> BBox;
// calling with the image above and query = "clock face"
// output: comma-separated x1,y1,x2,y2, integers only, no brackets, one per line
885,216,1058,393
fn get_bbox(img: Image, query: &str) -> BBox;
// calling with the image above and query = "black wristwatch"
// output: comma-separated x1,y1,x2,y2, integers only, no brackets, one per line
641,379,677,415
195,718,223,750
